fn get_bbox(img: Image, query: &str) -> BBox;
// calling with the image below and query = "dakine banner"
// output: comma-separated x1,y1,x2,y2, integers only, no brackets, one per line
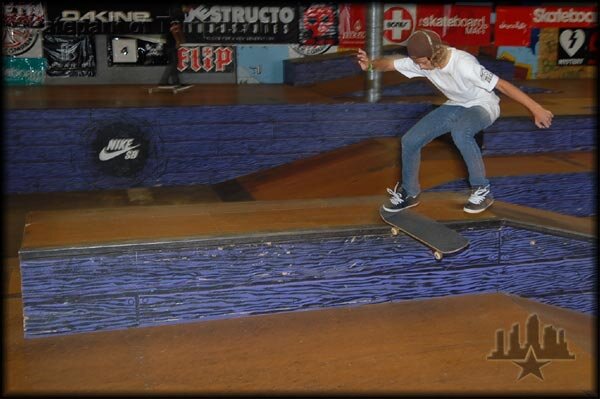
182,5,299,43
44,2,172,35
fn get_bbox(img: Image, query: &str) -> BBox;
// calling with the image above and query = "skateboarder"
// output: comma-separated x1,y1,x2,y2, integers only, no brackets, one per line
356,29,554,214
159,5,188,86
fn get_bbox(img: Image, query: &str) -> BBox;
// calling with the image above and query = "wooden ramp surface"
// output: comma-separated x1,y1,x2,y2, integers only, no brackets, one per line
4,292,595,394
21,192,594,252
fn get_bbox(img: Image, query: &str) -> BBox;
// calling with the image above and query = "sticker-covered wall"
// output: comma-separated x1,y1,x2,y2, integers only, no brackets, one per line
4,3,596,86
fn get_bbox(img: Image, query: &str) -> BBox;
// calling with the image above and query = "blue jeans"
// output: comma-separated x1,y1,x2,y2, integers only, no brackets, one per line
401,105,494,197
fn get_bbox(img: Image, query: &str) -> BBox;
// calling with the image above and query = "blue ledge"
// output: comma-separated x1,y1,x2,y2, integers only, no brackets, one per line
19,223,596,337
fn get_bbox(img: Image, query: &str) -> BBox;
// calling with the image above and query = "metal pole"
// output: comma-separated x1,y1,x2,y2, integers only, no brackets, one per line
366,2,383,103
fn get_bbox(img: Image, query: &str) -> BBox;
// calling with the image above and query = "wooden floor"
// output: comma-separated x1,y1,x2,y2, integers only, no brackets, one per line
3,76,597,395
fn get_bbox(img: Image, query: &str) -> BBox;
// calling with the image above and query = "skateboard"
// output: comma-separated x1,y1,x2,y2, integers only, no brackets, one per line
380,207,469,260
148,84,193,94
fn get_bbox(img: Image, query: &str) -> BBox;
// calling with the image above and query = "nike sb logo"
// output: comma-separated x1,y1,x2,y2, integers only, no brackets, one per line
99,138,141,161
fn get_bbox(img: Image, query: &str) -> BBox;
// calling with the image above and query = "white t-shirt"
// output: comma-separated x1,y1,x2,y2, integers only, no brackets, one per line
393,47,501,122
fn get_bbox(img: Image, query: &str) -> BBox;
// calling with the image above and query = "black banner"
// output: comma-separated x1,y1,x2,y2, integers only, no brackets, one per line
177,45,235,73
43,35,96,77
182,4,299,43
44,2,173,35
298,3,339,46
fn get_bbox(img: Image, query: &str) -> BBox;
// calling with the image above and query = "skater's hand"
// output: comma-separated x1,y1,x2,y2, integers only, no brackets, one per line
532,106,554,129
356,48,371,71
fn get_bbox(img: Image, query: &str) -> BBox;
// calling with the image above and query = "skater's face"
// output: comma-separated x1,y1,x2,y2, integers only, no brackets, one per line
411,56,434,70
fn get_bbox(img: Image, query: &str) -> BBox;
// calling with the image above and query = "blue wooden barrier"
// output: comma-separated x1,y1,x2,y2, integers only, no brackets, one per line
4,102,595,195
19,222,596,337
427,172,595,217
4,103,432,194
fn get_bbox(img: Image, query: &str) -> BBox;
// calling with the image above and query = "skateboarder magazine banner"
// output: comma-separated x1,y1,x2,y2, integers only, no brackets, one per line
43,34,96,77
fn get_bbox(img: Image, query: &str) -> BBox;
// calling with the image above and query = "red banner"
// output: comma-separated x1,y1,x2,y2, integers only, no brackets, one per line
416,5,492,46
495,6,597,46
338,3,366,48
494,6,533,46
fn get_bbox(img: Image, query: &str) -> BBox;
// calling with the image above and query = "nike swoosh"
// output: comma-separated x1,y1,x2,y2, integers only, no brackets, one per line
98,145,141,161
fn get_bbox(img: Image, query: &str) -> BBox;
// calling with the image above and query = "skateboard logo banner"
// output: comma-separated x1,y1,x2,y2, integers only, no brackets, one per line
488,313,575,381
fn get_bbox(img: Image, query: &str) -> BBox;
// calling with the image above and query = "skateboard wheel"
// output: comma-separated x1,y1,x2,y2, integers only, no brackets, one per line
433,251,443,261
391,227,399,236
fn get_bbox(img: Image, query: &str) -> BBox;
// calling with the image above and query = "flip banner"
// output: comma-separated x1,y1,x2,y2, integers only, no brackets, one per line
177,45,235,73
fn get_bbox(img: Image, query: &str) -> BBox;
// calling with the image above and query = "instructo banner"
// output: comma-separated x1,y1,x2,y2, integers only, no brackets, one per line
182,4,299,43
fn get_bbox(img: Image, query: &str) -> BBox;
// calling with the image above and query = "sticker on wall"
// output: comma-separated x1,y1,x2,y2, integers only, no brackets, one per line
3,2,46,28
299,3,339,45
3,56,46,85
177,45,235,73
107,35,170,66
237,45,288,83
383,4,416,45
2,27,42,57
43,34,96,77
338,3,366,48
557,28,595,66
289,44,332,56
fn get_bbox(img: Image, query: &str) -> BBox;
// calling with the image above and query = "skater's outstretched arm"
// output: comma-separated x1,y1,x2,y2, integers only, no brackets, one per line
495,79,554,129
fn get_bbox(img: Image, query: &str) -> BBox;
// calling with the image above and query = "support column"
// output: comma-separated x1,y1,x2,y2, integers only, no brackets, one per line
365,2,383,103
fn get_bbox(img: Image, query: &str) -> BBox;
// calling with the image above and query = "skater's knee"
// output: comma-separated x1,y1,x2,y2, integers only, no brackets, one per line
401,132,420,150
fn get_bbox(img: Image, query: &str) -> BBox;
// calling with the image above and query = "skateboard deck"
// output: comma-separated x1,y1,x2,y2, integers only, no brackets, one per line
380,207,469,260
148,85,193,94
